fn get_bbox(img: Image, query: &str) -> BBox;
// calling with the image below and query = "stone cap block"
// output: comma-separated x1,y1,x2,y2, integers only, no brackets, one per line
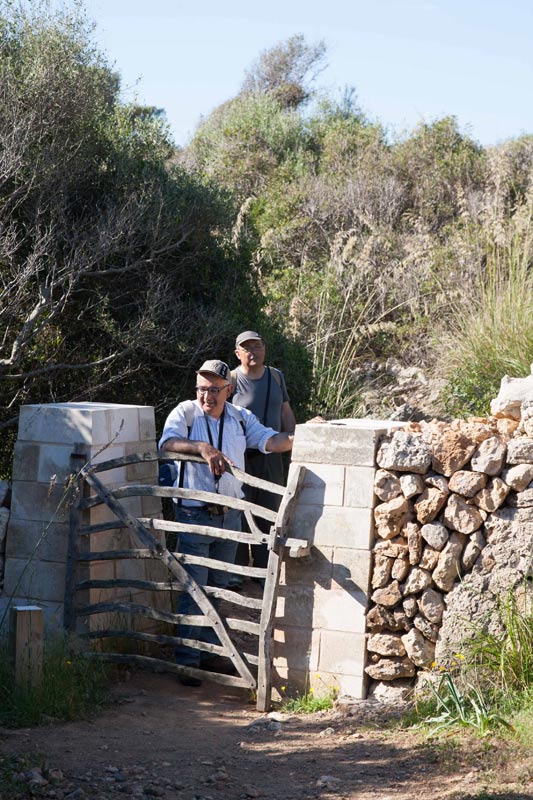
18,403,155,445
292,420,404,466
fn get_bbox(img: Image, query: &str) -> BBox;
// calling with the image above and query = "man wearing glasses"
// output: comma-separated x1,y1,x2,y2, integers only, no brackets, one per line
231,331,296,576
159,359,293,685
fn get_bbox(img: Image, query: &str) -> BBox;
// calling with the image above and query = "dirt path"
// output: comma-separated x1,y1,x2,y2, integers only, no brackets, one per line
0,671,531,800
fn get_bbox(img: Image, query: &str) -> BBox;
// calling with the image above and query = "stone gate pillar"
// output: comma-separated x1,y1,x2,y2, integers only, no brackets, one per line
0,402,161,628
273,419,400,699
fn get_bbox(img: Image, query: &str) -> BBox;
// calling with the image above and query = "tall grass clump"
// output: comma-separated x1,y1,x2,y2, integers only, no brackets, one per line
0,633,111,727
441,197,533,416
419,585,533,740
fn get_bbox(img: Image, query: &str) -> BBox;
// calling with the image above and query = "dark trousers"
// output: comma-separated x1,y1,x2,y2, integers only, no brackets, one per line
235,449,284,569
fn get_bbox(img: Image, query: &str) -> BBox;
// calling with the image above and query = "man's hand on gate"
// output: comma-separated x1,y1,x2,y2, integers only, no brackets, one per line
198,442,232,476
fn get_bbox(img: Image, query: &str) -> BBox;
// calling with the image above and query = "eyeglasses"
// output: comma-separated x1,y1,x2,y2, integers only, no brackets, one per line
196,384,230,397
238,342,264,352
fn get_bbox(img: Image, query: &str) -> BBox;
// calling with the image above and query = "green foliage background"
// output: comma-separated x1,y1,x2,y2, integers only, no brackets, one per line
2,10,533,475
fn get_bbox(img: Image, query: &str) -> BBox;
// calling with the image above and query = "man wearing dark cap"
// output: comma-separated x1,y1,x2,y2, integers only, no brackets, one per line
231,331,296,574
158,358,293,685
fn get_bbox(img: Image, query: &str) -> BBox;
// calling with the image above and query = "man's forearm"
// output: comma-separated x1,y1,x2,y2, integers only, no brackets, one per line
265,432,294,453
161,437,204,456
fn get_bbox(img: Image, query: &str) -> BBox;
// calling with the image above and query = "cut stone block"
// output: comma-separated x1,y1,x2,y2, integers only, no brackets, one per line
292,420,401,466
281,545,334,588
286,505,373,549
3,557,67,603
10,482,70,524
318,629,366,676
332,547,372,596
17,403,154,446
288,463,345,506
5,519,69,562
273,626,320,671
344,466,376,508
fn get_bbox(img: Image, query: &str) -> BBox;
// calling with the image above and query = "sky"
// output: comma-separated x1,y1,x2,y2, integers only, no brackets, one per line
82,0,533,148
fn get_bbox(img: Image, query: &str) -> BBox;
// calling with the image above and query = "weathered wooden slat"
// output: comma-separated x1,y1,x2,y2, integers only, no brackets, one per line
225,618,260,636
82,630,227,655
138,517,268,545
76,601,204,626
176,554,267,578
77,578,184,592
256,464,307,712
80,485,278,523
75,580,263,610
77,549,154,562
81,468,256,688
76,602,261,636
203,586,263,610
78,521,128,535
86,652,252,688
88,450,284,497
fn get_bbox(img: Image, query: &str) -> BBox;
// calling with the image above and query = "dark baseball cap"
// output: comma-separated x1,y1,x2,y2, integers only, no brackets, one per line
235,330,263,348
196,359,230,379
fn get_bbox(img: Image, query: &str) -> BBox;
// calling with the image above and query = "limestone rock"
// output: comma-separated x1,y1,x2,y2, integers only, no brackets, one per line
371,580,402,608
432,532,465,591
413,613,439,643
490,369,533,419
507,438,533,464
405,522,422,565
470,436,507,475
507,488,533,507
443,494,483,534
376,430,431,474
522,398,533,437
391,557,410,581
367,633,406,657
414,487,448,524
374,539,409,559
368,680,413,702
372,554,394,589
419,545,440,570
401,628,435,668
403,567,433,595
366,605,410,632
399,473,425,499
418,587,445,624
501,464,533,492
365,656,416,680
425,474,449,493
461,529,486,571
374,469,402,502
474,477,510,512
427,428,478,476
402,596,418,617
374,496,411,540
420,521,449,551
496,417,519,439
448,470,487,498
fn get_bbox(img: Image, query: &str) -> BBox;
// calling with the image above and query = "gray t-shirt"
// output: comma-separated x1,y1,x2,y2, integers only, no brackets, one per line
231,366,289,431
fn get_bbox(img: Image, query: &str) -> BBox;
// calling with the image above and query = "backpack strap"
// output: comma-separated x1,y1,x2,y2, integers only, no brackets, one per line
225,401,247,434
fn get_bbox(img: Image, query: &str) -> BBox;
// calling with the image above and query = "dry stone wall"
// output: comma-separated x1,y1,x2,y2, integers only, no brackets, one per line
366,411,533,697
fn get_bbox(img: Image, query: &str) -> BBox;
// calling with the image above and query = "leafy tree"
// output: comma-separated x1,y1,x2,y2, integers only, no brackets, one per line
241,33,326,109
0,1,261,473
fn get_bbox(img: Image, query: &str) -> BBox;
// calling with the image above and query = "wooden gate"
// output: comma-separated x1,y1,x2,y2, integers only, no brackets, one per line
64,449,306,711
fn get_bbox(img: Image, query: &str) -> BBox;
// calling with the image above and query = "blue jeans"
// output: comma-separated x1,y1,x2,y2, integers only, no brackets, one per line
174,505,241,667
